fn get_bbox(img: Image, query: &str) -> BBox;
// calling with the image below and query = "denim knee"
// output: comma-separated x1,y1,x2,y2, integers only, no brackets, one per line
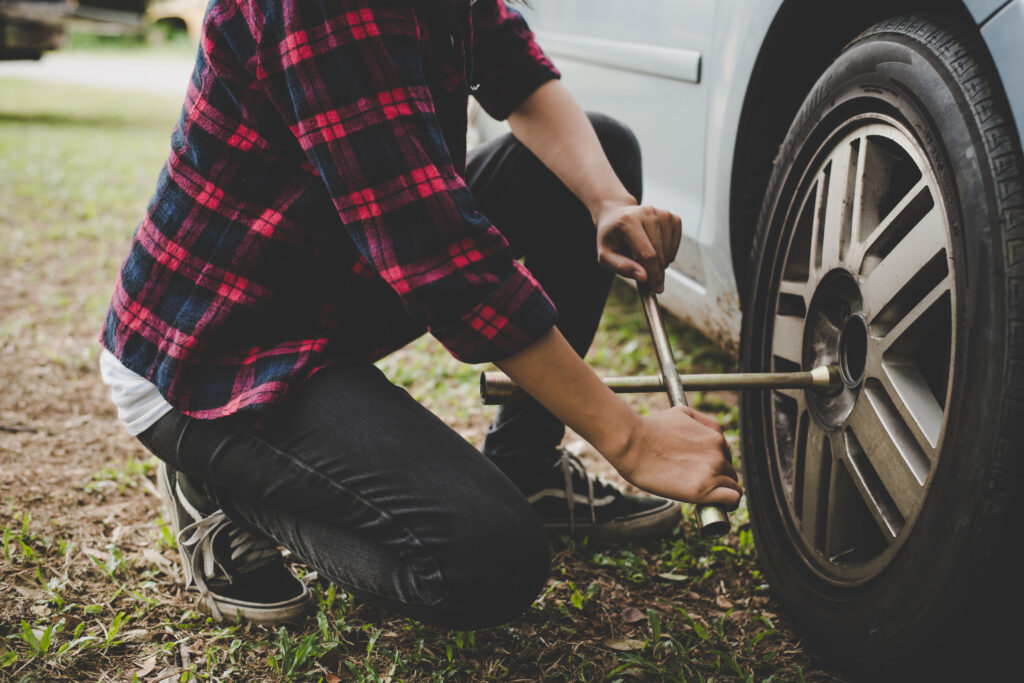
436,510,551,629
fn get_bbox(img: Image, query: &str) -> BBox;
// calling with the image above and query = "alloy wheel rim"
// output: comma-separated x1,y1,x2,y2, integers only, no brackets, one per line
765,114,956,584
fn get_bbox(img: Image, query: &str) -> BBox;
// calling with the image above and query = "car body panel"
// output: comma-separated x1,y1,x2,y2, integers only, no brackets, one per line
980,0,1024,151
964,0,1013,22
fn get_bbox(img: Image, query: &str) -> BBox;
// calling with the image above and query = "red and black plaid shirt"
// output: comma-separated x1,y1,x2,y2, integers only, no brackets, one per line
101,0,560,419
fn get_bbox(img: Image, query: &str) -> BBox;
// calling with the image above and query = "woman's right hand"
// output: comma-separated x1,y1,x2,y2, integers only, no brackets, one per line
611,406,743,507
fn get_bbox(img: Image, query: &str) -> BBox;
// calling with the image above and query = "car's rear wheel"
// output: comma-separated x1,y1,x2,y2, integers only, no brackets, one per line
740,14,1023,679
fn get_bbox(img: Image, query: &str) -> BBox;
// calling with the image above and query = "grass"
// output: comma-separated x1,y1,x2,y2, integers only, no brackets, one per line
0,75,842,681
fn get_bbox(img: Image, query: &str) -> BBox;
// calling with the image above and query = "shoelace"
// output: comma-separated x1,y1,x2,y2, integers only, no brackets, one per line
177,510,280,619
558,449,599,533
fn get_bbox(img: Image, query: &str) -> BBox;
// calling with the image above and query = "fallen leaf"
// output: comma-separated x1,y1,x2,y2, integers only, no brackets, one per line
138,548,173,571
121,629,151,644
657,572,689,582
716,596,735,609
603,637,646,652
686,591,702,601
620,607,646,624
135,657,157,678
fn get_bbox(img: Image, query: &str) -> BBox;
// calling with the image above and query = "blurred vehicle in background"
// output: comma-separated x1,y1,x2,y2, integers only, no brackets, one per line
0,0,75,60
144,0,204,43
481,0,1024,679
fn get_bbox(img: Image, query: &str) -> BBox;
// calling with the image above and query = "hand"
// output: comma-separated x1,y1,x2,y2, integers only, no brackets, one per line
611,405,743,507
594,200,683,293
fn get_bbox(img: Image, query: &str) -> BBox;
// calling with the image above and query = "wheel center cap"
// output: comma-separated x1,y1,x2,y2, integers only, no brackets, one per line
803,270,864,427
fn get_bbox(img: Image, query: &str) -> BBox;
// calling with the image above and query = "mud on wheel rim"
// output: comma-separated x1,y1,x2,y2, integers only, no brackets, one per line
760,112,956,585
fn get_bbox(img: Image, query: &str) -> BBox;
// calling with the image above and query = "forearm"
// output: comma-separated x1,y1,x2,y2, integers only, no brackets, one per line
507,80,636,221
494,326,638,465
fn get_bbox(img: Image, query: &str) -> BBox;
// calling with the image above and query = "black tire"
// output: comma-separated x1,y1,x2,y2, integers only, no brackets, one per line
740,14,1024,680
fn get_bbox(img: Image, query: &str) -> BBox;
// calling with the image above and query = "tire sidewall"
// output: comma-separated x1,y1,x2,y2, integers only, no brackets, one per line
740,22,1012,673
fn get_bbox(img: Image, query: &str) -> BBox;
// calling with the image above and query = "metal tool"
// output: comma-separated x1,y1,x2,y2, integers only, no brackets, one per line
475,286,844,538
480,365,839,404
638,287,732,539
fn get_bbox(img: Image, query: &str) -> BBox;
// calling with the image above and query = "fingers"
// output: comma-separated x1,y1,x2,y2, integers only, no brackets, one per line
678,405,721,431
598,249,648,283
620,216,665,292
702,484,743,510
596,205,682,293
650,208,679,269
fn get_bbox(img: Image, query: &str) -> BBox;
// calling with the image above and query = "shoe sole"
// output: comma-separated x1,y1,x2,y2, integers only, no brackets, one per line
541,500,682,543
155,463,313,625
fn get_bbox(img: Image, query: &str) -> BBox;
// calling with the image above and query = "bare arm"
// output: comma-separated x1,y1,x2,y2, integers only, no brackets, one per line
494,81,740,506
496,325,742,507
507,79,681,293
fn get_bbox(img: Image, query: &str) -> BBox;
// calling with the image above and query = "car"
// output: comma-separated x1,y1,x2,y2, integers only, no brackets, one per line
0,0,75,60
480,0,1024,679
144,0,205,43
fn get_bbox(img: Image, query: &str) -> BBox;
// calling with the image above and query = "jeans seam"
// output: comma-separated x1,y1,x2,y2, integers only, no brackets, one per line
225,421,448,607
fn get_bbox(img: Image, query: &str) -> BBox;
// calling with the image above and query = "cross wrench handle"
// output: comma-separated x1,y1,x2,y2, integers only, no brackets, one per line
639,288,731,539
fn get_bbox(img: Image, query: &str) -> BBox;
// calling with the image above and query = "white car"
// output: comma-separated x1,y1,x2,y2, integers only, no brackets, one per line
482,1,1024,679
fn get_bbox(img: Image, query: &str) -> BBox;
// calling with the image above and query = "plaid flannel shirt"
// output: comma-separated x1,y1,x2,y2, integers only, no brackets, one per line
101,0,560,419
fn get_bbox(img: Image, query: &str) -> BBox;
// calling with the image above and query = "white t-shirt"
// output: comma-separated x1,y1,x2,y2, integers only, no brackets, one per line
99,349,173,435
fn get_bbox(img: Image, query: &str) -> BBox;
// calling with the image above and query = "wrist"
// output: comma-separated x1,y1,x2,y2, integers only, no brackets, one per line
589,406,643,475
589,194,638,225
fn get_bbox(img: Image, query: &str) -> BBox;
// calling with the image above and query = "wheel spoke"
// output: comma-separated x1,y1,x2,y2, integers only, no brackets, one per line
798,421,831,551
877,362,944,453
858,178,930,255
848,136,869,245
773,386,805,403
772,315,804,364
860,205,946,317
778,279,812,301
872,275,952,351
816,140,857,270
846,387,928,521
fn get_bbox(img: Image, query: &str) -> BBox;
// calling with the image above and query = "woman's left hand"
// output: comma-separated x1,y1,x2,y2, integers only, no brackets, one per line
593,200,683,293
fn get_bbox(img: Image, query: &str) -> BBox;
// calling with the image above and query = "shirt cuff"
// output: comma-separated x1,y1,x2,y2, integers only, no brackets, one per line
430,261,559,363
474,57,560,121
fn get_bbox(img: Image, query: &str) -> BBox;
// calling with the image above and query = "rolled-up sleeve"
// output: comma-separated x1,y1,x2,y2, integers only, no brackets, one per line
471,0,560,121
257,0,557,362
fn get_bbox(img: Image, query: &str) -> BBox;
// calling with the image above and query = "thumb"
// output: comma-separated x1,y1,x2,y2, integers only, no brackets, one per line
599,250,647,281
702,486,743,510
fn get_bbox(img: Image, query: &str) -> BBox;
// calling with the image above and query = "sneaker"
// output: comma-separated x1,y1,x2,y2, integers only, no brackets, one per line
524,449,681,542
157,462,313,624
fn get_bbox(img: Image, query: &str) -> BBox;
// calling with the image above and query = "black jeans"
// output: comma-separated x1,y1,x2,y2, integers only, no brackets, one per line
138,114,642,629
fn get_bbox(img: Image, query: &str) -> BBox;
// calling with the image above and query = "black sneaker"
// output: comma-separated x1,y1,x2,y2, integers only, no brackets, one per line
157,462,313,624
523,449,681,542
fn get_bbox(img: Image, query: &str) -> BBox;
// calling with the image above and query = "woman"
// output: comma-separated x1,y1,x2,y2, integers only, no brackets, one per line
100,0,742,629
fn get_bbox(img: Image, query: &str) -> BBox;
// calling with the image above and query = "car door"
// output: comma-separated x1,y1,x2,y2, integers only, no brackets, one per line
522,0,715,284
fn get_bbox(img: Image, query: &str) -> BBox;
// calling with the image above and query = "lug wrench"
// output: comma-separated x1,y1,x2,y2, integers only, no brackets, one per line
478,288,844,539
480,365,838,404
638,287,731,538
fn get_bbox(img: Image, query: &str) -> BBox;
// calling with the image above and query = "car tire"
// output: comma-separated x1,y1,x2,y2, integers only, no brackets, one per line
739,14,1024,680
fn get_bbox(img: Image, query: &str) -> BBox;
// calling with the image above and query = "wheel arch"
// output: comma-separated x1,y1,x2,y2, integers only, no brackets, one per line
728,0,977,307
